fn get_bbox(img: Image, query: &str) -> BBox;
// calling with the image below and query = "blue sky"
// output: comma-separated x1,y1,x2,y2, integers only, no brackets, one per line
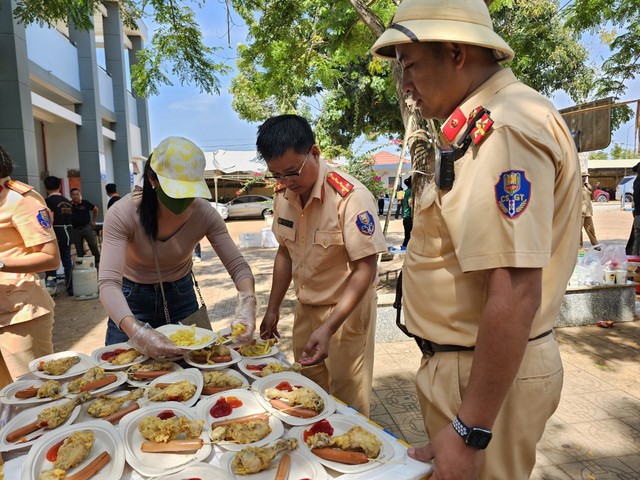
145,2,639,155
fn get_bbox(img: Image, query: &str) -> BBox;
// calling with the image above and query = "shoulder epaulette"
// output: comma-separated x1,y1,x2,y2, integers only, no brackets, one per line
327,172,354,197
5,180,34,195
274,182,286,193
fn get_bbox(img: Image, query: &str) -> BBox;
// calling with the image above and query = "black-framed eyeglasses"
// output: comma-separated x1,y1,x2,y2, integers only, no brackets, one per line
265,146,312,181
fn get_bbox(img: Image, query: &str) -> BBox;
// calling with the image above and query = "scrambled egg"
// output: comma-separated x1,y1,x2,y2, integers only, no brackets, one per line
138,415,203,443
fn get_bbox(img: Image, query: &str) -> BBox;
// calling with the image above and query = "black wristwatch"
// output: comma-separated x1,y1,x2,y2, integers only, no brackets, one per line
452,415,492,449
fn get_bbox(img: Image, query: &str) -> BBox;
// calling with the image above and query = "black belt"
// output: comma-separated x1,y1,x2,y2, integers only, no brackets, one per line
393,271,554,356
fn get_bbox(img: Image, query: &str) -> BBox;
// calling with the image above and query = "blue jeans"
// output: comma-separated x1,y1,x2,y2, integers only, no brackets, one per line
46,226,73,292
105,273,198,345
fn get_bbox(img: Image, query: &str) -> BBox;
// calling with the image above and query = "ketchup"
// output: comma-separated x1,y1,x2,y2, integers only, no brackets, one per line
157,410,175,420
303,419,334,442
226,396,243,408
275,381,293,392
46,439,65,462
210,396,243,418
100,348,126,361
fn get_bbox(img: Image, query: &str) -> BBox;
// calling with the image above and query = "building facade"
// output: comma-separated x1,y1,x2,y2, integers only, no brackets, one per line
0,0,150,215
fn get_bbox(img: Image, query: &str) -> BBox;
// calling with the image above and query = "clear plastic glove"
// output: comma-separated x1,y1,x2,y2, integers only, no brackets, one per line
231,291,257,343
126,318,185,358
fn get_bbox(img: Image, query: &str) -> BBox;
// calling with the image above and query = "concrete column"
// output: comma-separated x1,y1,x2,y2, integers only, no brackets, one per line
129,36,151,158
0,0,38,185
103,2,133,197
69,18,106,218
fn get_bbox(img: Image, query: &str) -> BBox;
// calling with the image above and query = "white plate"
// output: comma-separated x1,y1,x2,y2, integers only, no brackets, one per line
21,420,125,480
29,351,95,380
237,357,299,382
155,462,235,480
252,372,336,426
0,379,68,406
220,449,327,480
155,324,216,350
118,402,211,478
77,389,143,424
144,368,203,408
125,361,183,388
196,389,284,452
184,348,242,370
91,343,148,370
234,343,279,359
200,368,249,395
67,371,127,397
0,397,82,451
290,413,397,474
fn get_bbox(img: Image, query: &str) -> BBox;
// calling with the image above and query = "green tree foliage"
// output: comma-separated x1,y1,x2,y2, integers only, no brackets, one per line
11,0,228,97
610,143,635,159
588,150,609,160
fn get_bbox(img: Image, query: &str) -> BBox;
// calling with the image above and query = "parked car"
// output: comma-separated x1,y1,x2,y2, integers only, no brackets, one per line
226,195,273,219
615,175,635,203
593,188,610,202
209,201,229,220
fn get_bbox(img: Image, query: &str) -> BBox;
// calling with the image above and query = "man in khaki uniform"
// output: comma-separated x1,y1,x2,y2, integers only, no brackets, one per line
258,115,387,416
581,173,599,248
372,0,581,478
0,145,60,388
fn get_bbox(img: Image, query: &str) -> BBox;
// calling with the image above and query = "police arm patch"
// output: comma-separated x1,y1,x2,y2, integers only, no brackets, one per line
355,211,376,235
37,209,52,228
495,170,531,219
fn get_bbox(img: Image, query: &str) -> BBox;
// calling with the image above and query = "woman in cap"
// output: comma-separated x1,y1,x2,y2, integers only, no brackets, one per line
99,137,256,357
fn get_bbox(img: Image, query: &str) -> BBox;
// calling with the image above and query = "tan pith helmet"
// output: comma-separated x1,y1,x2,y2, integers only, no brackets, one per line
371,0,514,63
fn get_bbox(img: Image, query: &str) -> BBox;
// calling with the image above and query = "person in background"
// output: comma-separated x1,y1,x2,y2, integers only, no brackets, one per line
105,183,121,210
401,176,413,249
192,242,202,263
43,176,73,296
258,115,387,416
632,164,640,255
394,184,404,219
70,188,101,264
371,0,581,477
99,136,256,357
0,145,60,388
581,173,599,249
377,192,386,216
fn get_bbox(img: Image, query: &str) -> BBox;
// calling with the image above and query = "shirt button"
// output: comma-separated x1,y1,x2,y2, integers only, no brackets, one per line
323,241,328,247
301,285,306,289
301,213,304,217
301,237,305,243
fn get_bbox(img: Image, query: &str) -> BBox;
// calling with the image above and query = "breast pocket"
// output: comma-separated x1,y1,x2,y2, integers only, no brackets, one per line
310,230,347,272
277,225,296,249
0,284,29,315
411,186,443,258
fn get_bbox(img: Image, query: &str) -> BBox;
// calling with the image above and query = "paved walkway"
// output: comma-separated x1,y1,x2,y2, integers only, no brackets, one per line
50,209,640,479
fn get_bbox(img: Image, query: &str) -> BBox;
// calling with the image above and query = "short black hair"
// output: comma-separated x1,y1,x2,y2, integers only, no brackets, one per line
404,177,411,188
0,145,15,178
256,114,315,162
44,176,62,190
105,183,117,194
70,188,80,194
633,162,640,173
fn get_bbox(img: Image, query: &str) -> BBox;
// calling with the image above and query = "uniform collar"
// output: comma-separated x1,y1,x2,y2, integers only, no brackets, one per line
442,68,518,145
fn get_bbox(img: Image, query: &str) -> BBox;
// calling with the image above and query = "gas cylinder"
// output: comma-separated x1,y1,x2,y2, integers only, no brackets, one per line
72,256,98,300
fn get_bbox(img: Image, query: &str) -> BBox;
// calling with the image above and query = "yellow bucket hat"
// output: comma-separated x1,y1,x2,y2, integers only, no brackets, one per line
150,136,212,199
371,0,514,63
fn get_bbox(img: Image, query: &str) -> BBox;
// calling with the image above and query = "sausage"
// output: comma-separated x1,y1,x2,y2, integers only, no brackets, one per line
131,370,173,380
201,386,235,396
102,402,140,424
275,453,291,480
66,451,111,480
79,375,118,392
210,413,269,429
311,448,369,465
140,439,204,453
6,421,40,442
191,355,232,364
14,386,39,399
269,399,319,418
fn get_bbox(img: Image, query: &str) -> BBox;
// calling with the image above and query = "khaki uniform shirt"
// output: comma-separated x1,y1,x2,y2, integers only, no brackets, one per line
272,159,387,305
582,185,593,217
403,69,581,345
0,180,56,327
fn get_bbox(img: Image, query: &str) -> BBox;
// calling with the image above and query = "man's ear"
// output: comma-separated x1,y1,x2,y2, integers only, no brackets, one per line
484,0,493,7
445,42,467,69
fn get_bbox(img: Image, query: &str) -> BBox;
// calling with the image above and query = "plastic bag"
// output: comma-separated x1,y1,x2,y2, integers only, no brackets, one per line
600,244,628,272
580,246,604,285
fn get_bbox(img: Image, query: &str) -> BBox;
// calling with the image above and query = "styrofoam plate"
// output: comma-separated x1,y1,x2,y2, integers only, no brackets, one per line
200,368,249,395
91,343,148,370
155,324,215,350
0,397,82,451
29,351,95,380
289,413,397,474
252,372,336,426
77,389,143,424
143,368,203,408
237,357,298,382
125,361,183,388
183,348,242,370
220,449,327,480
21,420,125,480
196,389,283,451
154,462,235,480
0,379,68,406
118,402,211,478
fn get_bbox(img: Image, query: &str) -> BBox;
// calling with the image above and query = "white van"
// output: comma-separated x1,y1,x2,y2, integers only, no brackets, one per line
616,175,636,203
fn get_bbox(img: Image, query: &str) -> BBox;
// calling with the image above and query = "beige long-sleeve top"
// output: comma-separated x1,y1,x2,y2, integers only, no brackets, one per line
99,193,254,325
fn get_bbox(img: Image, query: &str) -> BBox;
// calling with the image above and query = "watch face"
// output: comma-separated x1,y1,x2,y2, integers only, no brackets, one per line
467,428,492,449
